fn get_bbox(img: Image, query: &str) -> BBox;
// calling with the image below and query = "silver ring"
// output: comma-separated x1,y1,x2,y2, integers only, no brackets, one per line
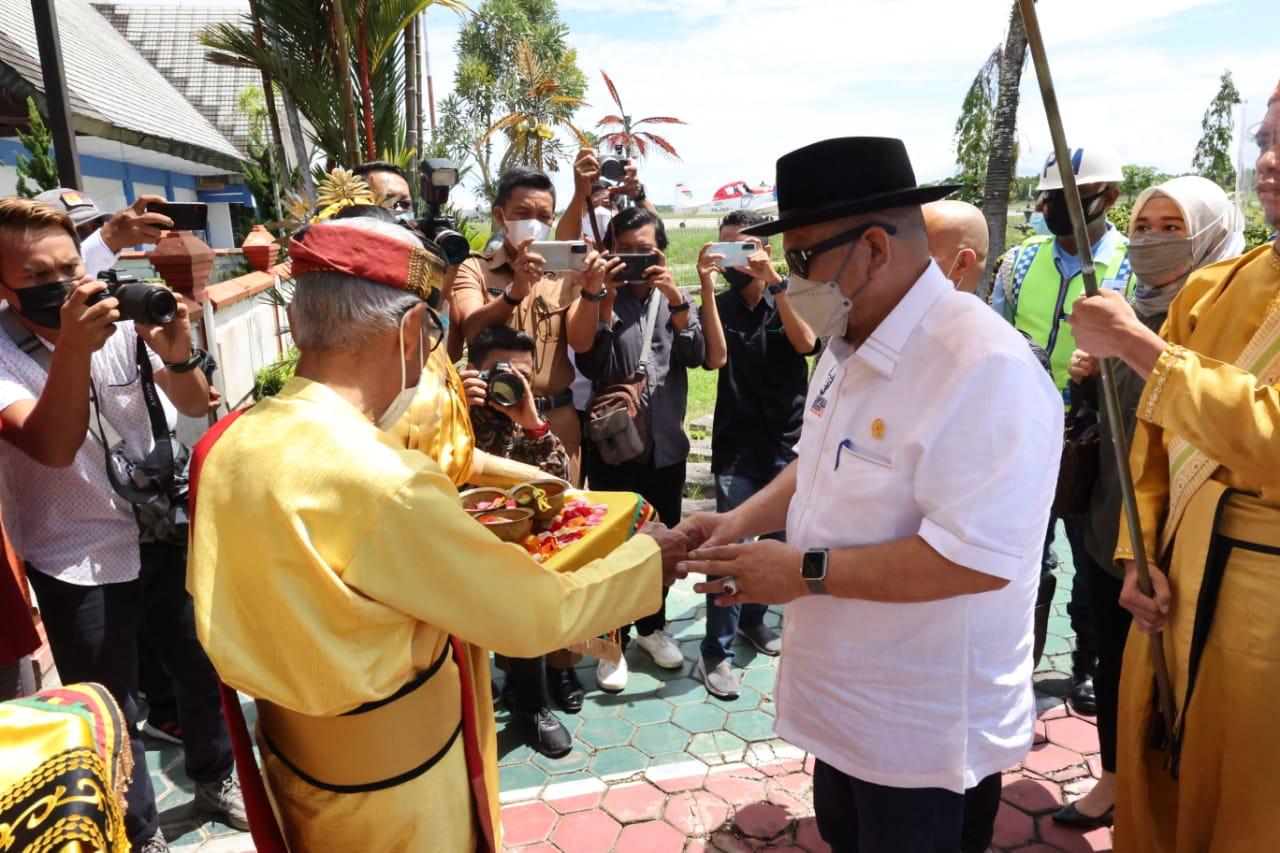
721,579,738,596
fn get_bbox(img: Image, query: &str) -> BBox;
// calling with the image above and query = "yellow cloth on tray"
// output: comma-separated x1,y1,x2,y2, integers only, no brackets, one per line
542,490,654,574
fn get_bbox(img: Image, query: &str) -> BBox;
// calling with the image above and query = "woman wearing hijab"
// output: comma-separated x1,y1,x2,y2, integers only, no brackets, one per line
1067,82,1280,850
1054,176,1244,829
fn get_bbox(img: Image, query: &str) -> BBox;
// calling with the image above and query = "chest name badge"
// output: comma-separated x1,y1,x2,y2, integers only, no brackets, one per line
809,366,838,417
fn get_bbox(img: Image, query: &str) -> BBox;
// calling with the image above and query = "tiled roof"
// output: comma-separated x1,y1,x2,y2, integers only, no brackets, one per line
93,2,302,161
0,0,244,169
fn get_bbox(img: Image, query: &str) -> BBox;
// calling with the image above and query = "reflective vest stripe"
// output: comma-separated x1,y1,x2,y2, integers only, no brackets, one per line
1009,238,1132,394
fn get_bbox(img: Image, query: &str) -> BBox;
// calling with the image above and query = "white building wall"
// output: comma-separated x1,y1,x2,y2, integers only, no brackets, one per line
0,165,17,196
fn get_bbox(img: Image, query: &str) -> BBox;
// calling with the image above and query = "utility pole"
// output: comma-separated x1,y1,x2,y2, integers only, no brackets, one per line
29,0,81,188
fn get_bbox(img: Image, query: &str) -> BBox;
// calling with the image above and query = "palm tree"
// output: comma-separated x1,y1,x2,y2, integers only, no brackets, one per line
595,69,684,161
478,41,589,174
200,0,463,168
979,1,1029,298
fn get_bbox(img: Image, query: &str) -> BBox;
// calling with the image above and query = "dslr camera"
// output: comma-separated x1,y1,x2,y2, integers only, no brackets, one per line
479,363,526,408
85,269,177,325
416,157,471,267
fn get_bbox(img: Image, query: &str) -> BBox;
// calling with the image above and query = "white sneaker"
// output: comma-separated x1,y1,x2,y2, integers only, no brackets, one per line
596,654,629,693
634,630,684,670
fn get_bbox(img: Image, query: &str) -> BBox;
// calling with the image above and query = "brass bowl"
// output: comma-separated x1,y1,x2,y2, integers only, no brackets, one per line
474,507,534,543
459,487,511,516
509,479,568,527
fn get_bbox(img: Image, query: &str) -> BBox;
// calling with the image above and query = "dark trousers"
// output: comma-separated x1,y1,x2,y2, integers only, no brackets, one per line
1044,514,1095,660
960,772,1004,853
138,636,179,726
27,543,233,842
0,655,35,700
587,451,684,640
813,759,974,853
701,472,775,666
1085,555,1131,772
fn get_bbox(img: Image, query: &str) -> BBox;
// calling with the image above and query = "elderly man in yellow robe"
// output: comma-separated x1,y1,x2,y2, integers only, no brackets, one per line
1068,79,1280,852
186,215,689,852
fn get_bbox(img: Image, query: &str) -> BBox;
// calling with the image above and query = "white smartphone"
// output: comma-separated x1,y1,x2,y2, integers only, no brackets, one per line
529,241,590,272
708,241,758,268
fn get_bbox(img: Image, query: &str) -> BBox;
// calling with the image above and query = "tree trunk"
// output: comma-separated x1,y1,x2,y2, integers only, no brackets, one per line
979,0,1029,300
404,19,418,161
329,0,361,165
282,89,314,196
415,13,425,149
248,0,290,196
357,17,375,160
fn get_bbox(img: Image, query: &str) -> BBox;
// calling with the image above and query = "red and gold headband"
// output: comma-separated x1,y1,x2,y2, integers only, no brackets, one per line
288,221,444,299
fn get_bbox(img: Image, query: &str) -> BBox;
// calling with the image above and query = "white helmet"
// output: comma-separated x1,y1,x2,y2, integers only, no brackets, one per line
1037,146,1124,191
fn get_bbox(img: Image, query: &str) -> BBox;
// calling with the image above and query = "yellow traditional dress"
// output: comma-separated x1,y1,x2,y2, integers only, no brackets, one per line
188,376,662,852
1114,243,1280,851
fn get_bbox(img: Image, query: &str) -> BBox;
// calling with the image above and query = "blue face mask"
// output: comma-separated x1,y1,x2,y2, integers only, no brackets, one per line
396,211,416,224
1030,211,1050,235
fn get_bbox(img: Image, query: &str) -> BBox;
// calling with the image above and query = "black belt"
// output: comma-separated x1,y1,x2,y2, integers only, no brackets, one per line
535,389,575,414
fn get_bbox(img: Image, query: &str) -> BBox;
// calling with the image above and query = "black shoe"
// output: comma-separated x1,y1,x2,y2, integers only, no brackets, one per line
1069,672,1097,716
1052,801,1114,828
737,623,782,656
517,706,572,758
548,666,584,714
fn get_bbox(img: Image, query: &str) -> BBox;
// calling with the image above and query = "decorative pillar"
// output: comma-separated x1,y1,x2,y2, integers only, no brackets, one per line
147,230,215,302
241,224,280,273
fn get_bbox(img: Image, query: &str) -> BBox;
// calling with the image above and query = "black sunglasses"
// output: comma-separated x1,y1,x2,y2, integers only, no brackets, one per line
785,221,897,279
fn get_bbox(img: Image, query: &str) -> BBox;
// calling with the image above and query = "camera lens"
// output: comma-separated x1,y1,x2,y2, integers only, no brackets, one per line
600,157,626,183
115,283,177,325
488,372,525,408
432,228,472,266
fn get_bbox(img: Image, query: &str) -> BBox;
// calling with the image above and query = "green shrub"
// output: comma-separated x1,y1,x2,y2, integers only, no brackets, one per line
252,348,299,401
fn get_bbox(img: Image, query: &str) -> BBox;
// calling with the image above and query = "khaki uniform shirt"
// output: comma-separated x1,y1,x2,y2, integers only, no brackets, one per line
451,245,580,399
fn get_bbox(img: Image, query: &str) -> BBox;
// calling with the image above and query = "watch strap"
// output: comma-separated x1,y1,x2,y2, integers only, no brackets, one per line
164,347,206,374
581,286,608,303
501,285,522,307
668,301,691,315
768,279,789,295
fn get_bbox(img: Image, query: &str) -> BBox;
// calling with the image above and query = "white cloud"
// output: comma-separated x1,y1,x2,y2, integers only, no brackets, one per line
423,0,1274,207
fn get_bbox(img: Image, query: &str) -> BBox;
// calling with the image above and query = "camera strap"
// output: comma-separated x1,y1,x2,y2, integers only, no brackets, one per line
87,336,176,502
0,305,50,369
636,288,661,380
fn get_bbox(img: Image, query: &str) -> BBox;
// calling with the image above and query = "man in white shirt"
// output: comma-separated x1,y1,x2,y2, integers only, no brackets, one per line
35,189,175,278
0,196,241,852
679,137,1062,852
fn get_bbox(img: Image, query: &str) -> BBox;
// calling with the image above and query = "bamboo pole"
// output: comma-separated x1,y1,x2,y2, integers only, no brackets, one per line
1016,0,1177,743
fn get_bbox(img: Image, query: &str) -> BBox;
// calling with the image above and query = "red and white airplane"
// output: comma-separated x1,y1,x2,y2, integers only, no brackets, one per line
675,181,777,217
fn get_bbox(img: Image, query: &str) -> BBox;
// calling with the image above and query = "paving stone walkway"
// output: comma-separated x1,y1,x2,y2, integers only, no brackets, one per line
153,525,1109,852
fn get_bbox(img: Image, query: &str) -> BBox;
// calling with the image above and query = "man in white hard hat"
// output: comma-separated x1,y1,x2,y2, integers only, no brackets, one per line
991,146,1135,718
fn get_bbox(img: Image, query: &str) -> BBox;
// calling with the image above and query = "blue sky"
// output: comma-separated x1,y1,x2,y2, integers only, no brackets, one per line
416,0,1277,207
116,0,1276,207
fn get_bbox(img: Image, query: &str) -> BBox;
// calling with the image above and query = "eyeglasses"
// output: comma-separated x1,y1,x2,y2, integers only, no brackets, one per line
421,305,445,354
784,221,897,279
388,198,415,213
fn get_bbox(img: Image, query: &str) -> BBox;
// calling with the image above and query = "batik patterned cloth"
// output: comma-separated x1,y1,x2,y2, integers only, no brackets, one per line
0,682,131,852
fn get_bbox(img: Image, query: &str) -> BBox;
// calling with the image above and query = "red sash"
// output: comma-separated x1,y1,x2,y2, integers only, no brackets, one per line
188,409,495,851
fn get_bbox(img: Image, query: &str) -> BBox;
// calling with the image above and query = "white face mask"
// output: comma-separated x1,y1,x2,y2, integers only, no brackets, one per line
504,218,551,246
376,308,425,431
784,243,864,340
581,206,613,242
786,276,853,339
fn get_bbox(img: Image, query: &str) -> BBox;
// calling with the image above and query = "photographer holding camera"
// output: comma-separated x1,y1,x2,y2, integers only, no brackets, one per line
452,168,588,480
557,147,658,243
0,197,243,851
458,324,581,756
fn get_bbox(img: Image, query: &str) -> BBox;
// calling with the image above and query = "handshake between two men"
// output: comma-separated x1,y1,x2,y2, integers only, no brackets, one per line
639,509,809,607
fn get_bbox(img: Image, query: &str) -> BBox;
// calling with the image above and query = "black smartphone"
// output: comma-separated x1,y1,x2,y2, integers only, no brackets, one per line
606,253,660,284
145,201,208,231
